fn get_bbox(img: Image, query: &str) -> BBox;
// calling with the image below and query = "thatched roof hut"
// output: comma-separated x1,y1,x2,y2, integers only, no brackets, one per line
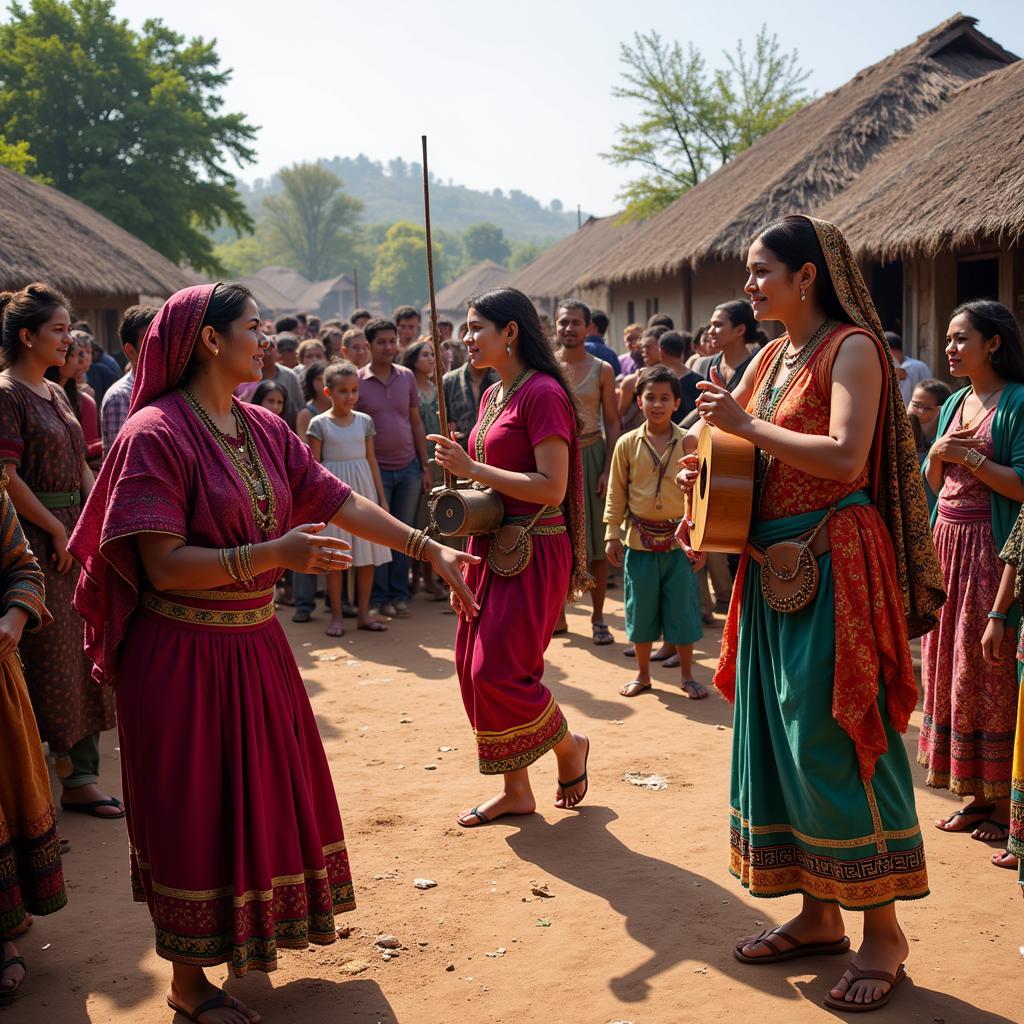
819,59,1024,261
578,14,1015,288
0,165,191,346
508,215,644,311
431,259,512,318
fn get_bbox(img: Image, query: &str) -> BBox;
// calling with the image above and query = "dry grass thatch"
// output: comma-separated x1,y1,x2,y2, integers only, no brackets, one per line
578,14,1017,288
820,59,1024,260
297,273,355,312
432,259,512,314
246,265,314,304
0,165,191,297
508,215,645,300
238,273,300,315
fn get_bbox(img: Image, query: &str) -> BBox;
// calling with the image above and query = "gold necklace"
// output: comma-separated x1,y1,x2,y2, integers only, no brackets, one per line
474,367,531,465
961,385,1005,431
181,389,279,535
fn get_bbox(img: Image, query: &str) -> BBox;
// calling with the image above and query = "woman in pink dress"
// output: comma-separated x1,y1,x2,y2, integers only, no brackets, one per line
429,287,593,827
69,284,477,1024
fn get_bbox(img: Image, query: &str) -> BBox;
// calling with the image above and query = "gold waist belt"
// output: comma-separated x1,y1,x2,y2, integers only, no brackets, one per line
140,590,276,628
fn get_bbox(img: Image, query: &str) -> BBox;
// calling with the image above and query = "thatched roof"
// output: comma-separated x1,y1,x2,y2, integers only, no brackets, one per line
246,265,313,304
820,59,1024,260
432,259,511,313
508,215,645,300
0,165,191,297
239,273,299,315
297,273,355,312
579,14,1017,287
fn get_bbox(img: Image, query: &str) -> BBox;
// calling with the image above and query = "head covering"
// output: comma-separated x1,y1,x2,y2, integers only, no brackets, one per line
69,284,218,685
129,284,216,415
804,215,945,637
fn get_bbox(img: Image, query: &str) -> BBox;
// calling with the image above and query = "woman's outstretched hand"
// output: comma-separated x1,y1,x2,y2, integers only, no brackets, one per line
428,434,475,480
273,523,353,573
695,367,752,435
428,541,480,618
675,453,699,495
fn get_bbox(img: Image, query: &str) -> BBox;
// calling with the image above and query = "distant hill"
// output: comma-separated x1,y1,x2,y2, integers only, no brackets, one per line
238,154,583,244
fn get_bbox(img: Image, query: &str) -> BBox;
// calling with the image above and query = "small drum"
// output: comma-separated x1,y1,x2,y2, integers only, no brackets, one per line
689,425,755,553
430,484,504,538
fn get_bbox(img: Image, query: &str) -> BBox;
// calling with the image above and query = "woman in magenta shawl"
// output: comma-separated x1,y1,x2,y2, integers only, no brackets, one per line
68,284,477,1024
428,288,592,828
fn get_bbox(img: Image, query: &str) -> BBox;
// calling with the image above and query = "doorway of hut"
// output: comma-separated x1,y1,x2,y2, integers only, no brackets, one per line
870,261,904,336
956,255,999,305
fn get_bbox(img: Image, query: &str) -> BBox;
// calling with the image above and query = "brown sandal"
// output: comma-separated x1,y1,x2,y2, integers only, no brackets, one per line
823,963,906,1013
734,927,850,964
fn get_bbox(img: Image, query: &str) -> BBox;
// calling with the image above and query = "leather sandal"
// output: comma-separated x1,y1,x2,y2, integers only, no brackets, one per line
59,797,125,819
457,807,490,828
823,963,906,1013
556,738,590,809
167,989,244,1023
934,804,994,832
0,955,26,1004
734,927,850,964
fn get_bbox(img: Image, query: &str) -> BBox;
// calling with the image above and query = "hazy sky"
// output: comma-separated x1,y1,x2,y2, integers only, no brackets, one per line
104,0,1023,216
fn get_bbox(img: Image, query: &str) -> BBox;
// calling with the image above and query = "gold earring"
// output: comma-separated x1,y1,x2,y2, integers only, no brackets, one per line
506,342,512,355
800,288,806,302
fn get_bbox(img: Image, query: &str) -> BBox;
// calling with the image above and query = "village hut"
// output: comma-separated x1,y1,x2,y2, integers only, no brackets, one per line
576,14,1018,369
508,215,645,324
0,165,192,350
429,259,512,320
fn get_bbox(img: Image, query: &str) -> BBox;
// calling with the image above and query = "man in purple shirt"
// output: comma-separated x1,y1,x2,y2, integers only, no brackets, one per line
357,317,431,617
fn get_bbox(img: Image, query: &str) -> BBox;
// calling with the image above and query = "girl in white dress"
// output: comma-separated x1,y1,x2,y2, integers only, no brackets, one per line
307,362,390,636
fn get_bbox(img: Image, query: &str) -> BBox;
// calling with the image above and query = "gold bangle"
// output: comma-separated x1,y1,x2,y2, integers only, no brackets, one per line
237,544,255,582
962,449,987,474
218,547,236,581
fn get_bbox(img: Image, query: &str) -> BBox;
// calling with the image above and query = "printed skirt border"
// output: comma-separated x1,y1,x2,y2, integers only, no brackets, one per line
476,696,567,774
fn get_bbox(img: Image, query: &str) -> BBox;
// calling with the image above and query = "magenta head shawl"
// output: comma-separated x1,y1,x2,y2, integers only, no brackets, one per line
69,284,217,685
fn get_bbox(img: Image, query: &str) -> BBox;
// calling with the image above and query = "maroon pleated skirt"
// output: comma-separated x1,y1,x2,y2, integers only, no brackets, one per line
115,589,354,976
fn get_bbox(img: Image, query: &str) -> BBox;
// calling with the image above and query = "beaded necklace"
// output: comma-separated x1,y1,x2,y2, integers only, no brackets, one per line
473,366,531,465
752,318,837,488
181,389,279,535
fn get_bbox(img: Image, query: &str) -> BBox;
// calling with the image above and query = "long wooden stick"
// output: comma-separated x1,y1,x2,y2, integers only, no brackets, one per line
421,135,452,487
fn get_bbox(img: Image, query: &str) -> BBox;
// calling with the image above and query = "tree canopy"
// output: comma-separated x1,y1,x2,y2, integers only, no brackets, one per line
463,222,511,265
605,26,810,220
0,0,257,271
263,163,363,282
370,221,441,308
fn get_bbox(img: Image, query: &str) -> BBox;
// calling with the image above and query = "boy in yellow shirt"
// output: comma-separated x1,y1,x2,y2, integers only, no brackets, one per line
604,366,707,699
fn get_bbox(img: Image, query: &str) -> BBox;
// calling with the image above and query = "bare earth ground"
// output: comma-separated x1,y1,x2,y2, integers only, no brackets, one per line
4,589,1022,1024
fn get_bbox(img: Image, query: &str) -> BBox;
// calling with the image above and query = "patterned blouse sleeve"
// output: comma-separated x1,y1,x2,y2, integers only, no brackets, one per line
0,382,26,466
281,418,351,527
999,505,1024,567
0,484,51,632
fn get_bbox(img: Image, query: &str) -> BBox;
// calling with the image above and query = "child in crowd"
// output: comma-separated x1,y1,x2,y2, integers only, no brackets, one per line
604,365,707,699
296,360,331,442
249,379,288,419
307,363,390,637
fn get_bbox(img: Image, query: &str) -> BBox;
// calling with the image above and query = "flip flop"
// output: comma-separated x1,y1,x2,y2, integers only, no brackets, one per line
167,990,244,1023
823,963,907,1013
971,818,1010,842
457,807,491,828
325,625,344,637
619,679,651,697
357,620,388,632
935,804,994,832
991,849,1018,869
680,679,708,700
0,955,26,1004
59,797,125,819
734,927,850,964
592,623,614,646
556,737,590,809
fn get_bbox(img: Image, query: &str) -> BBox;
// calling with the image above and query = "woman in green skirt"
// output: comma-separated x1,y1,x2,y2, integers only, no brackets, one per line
678,215,944,1012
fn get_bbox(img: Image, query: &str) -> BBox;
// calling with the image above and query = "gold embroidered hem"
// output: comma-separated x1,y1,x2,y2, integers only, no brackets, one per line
917,760,1012,801
476,696,568,775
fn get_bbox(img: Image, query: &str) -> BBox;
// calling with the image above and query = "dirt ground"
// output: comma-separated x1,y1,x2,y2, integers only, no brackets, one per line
5,588,1022,1024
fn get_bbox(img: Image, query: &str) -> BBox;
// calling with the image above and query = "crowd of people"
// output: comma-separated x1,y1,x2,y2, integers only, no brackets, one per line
0,210,1022,1019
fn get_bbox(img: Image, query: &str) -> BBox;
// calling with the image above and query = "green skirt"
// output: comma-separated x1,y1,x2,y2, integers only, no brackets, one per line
730,495,929,910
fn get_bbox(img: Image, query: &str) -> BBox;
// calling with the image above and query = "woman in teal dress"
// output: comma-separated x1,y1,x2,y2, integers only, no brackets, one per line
679,216,944,1012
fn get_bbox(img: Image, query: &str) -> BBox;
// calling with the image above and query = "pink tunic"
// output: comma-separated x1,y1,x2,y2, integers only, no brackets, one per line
455,374,573,773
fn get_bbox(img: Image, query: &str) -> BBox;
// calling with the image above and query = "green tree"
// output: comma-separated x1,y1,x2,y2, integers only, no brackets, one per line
262,163,363,281
605,26,810,220
0,0,257,271
370,221,441,307
0,132,34,174
463,222,510,265
212,235,271,279
508,240,542,270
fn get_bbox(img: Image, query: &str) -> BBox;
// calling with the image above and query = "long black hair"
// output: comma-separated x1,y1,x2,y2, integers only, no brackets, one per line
755,216,847,323
951,299,1024,384
201,282,255,335
401,340,434,376
714,299,757,340
302,360,328,402
467,287,580,426
0,282,71,367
